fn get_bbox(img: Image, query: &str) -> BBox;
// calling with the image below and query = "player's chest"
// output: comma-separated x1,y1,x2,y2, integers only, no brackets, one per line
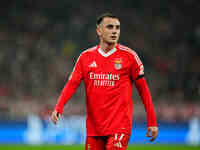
83,55,130,75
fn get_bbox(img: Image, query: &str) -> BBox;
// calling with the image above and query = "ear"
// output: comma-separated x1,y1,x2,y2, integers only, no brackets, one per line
96,26,102,36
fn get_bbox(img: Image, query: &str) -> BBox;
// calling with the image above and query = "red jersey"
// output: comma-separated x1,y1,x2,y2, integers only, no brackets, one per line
55,44,157,136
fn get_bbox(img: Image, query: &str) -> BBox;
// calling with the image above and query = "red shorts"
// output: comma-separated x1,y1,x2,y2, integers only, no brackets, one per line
85,133,130,150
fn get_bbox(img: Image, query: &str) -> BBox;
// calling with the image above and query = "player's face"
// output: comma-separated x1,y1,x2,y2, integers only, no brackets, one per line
97,17,120,44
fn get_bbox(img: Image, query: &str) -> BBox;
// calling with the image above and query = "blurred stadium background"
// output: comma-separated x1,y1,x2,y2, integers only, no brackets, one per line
0,0,200,149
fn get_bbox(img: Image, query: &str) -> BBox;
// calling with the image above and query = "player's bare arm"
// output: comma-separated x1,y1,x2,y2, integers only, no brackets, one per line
147,126,158,142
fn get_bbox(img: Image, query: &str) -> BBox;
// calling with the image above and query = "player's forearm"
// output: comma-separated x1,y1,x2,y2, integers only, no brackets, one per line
135,77,157,127
55,79,80,114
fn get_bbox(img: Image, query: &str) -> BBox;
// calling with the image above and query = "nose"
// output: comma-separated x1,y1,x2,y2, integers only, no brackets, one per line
112,31,117,35
112,27,118,35
112,29,118,34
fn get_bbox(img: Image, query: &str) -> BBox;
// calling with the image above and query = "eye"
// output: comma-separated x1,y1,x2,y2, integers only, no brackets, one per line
116,25,120,30
106,24,114,29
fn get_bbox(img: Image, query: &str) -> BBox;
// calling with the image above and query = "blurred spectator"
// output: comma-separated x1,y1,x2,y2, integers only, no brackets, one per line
0,0,199,122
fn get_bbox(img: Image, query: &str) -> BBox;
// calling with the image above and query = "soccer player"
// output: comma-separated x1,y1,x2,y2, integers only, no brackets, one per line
51,13,158,149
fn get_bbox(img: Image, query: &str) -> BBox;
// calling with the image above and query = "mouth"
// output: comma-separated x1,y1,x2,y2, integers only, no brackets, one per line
111,35,117,40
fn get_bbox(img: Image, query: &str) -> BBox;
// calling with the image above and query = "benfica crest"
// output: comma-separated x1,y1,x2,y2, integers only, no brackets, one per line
114,58,122,70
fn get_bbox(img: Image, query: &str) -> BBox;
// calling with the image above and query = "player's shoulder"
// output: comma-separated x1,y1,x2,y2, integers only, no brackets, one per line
117,44,139,57
81,45,98,56
118,44,143,65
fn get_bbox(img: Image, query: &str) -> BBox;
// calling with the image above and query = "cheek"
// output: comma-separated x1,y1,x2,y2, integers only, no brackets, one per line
102,32,108,38
118,31,120,35
105,33,109,38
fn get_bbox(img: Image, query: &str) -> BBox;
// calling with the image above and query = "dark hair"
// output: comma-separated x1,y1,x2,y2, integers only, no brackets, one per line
96,13,119,26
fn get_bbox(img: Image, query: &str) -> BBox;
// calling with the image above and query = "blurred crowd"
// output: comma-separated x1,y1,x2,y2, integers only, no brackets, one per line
0,0,200,122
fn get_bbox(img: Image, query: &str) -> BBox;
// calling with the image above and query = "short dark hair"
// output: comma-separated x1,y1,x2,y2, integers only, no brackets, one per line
96,13,119,26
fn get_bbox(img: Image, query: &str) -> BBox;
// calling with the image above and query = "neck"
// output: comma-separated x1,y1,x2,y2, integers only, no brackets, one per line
100,41,117,53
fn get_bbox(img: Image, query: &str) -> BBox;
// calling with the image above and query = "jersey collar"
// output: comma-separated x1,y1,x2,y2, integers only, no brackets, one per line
98,45,117,57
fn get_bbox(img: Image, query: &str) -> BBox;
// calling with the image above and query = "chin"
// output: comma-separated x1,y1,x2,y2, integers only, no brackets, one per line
107,40,117,45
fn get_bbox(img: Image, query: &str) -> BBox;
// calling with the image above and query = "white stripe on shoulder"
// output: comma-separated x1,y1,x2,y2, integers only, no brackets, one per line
118,45,135,55
119,45,142,65
118,44,130,50
68,54,82,80
82,46,97,54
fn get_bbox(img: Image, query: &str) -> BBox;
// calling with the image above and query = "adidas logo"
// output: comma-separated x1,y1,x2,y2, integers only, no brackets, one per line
89,61,97,68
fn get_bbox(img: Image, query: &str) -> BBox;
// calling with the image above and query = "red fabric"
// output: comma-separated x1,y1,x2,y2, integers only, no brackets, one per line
55,54,83,114
85,133,130,150
135,77,157,127
55,44,157,136
106,133,130,150
85,136,106,150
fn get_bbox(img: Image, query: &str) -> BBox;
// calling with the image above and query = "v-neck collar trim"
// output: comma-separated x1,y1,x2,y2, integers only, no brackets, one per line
98,46,117,57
